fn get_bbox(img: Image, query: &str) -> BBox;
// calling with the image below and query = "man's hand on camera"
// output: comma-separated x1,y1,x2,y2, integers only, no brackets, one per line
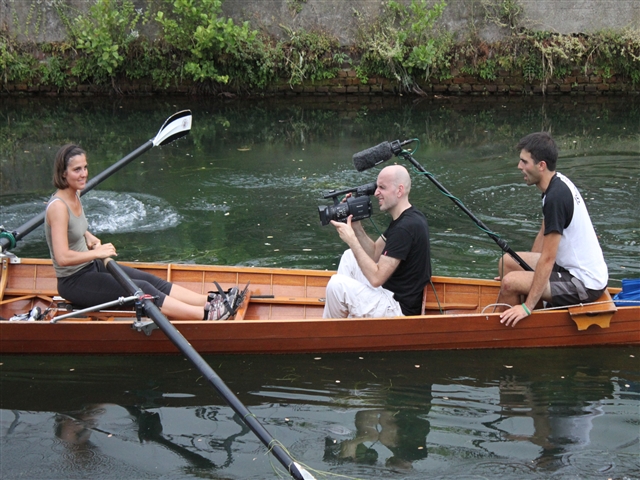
330,215,358,248
342,194,366,229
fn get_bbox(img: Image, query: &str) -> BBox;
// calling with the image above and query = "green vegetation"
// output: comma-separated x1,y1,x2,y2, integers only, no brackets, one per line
452,0,640,91
451,28,640,92
0,0,638,94
286,0,308,15
354,0,453,91
68,0,143,84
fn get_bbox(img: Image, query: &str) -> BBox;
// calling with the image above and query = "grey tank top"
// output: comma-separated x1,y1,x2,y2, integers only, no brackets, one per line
44,195,91,278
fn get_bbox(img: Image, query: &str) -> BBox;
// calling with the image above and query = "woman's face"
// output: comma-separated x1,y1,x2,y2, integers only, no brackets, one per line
63,154,88,191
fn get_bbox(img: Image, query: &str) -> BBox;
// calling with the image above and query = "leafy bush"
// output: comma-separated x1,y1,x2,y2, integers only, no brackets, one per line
67,0,143,84
356,0,452,91
280,25,344,86
155,0,256,84
1,32,38,84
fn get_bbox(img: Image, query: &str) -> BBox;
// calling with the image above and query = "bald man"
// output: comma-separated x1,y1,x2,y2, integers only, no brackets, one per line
324,165,431,318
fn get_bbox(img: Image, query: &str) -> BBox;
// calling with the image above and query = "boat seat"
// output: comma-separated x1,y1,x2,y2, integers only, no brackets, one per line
0,293,56,306
232,294,324,321
250,296,325,306
568,290,617,330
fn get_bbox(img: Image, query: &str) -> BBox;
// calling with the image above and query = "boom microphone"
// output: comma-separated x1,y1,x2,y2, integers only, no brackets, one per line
352,142,394,172
352,139,415,172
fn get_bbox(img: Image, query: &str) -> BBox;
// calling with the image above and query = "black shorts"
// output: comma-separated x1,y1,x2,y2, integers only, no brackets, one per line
548,264,605,307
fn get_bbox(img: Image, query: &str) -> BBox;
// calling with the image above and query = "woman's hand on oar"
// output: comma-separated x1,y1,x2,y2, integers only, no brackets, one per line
92,243,117,259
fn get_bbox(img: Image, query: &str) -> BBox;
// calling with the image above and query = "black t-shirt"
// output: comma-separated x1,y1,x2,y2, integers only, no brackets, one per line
381,206,431,315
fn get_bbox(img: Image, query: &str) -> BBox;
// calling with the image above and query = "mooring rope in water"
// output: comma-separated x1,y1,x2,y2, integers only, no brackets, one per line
266,439,366,480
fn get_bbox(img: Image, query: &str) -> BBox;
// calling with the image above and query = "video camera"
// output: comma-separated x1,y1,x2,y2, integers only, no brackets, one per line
318,181,376,226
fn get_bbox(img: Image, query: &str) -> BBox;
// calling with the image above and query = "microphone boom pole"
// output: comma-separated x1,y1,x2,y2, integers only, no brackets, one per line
399,150,533,272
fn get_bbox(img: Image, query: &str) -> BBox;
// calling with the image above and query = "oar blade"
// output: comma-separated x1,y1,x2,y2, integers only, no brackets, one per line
294,463,317,480
153,110,192,146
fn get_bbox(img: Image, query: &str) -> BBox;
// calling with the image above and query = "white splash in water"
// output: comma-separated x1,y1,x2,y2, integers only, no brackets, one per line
83,192,181,233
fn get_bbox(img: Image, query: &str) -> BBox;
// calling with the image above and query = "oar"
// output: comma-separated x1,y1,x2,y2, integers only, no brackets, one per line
0,110,192,253
103,258,315,480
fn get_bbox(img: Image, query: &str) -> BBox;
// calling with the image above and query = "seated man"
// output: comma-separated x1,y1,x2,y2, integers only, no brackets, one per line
323,165,431,318
498,132,608,327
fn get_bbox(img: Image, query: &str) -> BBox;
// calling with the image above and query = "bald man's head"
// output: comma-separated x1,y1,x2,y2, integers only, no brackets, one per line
379,165,411,196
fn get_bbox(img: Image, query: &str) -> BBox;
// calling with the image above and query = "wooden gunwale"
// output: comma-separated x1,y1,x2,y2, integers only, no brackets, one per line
0,258,637,355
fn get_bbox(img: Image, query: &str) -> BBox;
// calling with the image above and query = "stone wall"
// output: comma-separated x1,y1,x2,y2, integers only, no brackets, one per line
260,68,637,97
1,0,639,97
220,0,640,45
3,0,639,45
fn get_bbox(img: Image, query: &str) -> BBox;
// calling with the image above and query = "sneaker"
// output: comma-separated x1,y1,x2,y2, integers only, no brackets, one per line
205,293,231,320
226,287,239,313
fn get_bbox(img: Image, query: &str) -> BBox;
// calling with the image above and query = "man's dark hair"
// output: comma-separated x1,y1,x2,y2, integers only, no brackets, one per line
516,132,558,171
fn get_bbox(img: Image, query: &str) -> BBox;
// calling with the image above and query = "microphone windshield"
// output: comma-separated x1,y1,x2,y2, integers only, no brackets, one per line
352,142,394,172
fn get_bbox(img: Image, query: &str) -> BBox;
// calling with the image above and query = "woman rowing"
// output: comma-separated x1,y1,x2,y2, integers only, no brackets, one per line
45,144,228,320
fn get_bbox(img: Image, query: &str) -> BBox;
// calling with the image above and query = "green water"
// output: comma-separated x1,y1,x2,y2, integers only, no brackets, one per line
1,95,639,280
1,95,639,479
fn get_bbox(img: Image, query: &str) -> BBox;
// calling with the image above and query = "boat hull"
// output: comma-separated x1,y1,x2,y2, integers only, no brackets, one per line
1,258,638,354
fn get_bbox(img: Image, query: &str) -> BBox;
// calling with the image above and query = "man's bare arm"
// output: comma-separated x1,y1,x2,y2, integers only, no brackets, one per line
351,221,377,259
531,221,545,253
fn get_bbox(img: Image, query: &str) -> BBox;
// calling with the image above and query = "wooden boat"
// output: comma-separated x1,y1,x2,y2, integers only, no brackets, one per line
0,256,638,355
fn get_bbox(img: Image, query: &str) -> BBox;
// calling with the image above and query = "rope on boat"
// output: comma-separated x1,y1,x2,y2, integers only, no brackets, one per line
481,303,512,314
481,298,638,315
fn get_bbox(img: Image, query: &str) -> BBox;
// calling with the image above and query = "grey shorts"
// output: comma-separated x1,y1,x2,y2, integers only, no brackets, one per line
548,264,605,307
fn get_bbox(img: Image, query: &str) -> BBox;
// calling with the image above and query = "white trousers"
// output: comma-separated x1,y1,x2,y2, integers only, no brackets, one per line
323,249,404,318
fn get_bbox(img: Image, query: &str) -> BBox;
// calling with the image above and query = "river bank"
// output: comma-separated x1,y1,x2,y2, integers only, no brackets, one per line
2,0,639,98
3,66,638,97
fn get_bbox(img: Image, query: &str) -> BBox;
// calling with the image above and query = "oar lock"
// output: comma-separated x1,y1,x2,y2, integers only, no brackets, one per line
132,318,159,336
0,227,17,250
133,292,158,328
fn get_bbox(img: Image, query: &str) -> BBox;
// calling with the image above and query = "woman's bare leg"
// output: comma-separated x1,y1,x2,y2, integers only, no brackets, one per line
168,284,208,306
160,295,205,320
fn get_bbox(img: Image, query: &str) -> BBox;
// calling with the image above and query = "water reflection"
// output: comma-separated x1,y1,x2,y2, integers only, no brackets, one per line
1,92,639,479
1,349,638,479
53,404,222,470
324,386,431,469
493,374,611,473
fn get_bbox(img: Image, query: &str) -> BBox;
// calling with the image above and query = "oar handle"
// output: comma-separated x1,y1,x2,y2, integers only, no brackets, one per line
400,151,534,272
103,258,312,480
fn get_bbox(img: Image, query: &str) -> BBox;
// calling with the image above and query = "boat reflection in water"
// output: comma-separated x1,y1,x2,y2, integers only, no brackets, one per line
1,348,637,478
492,371,627,476
324,385,432,468
320,370,629,476
53,404,223,470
